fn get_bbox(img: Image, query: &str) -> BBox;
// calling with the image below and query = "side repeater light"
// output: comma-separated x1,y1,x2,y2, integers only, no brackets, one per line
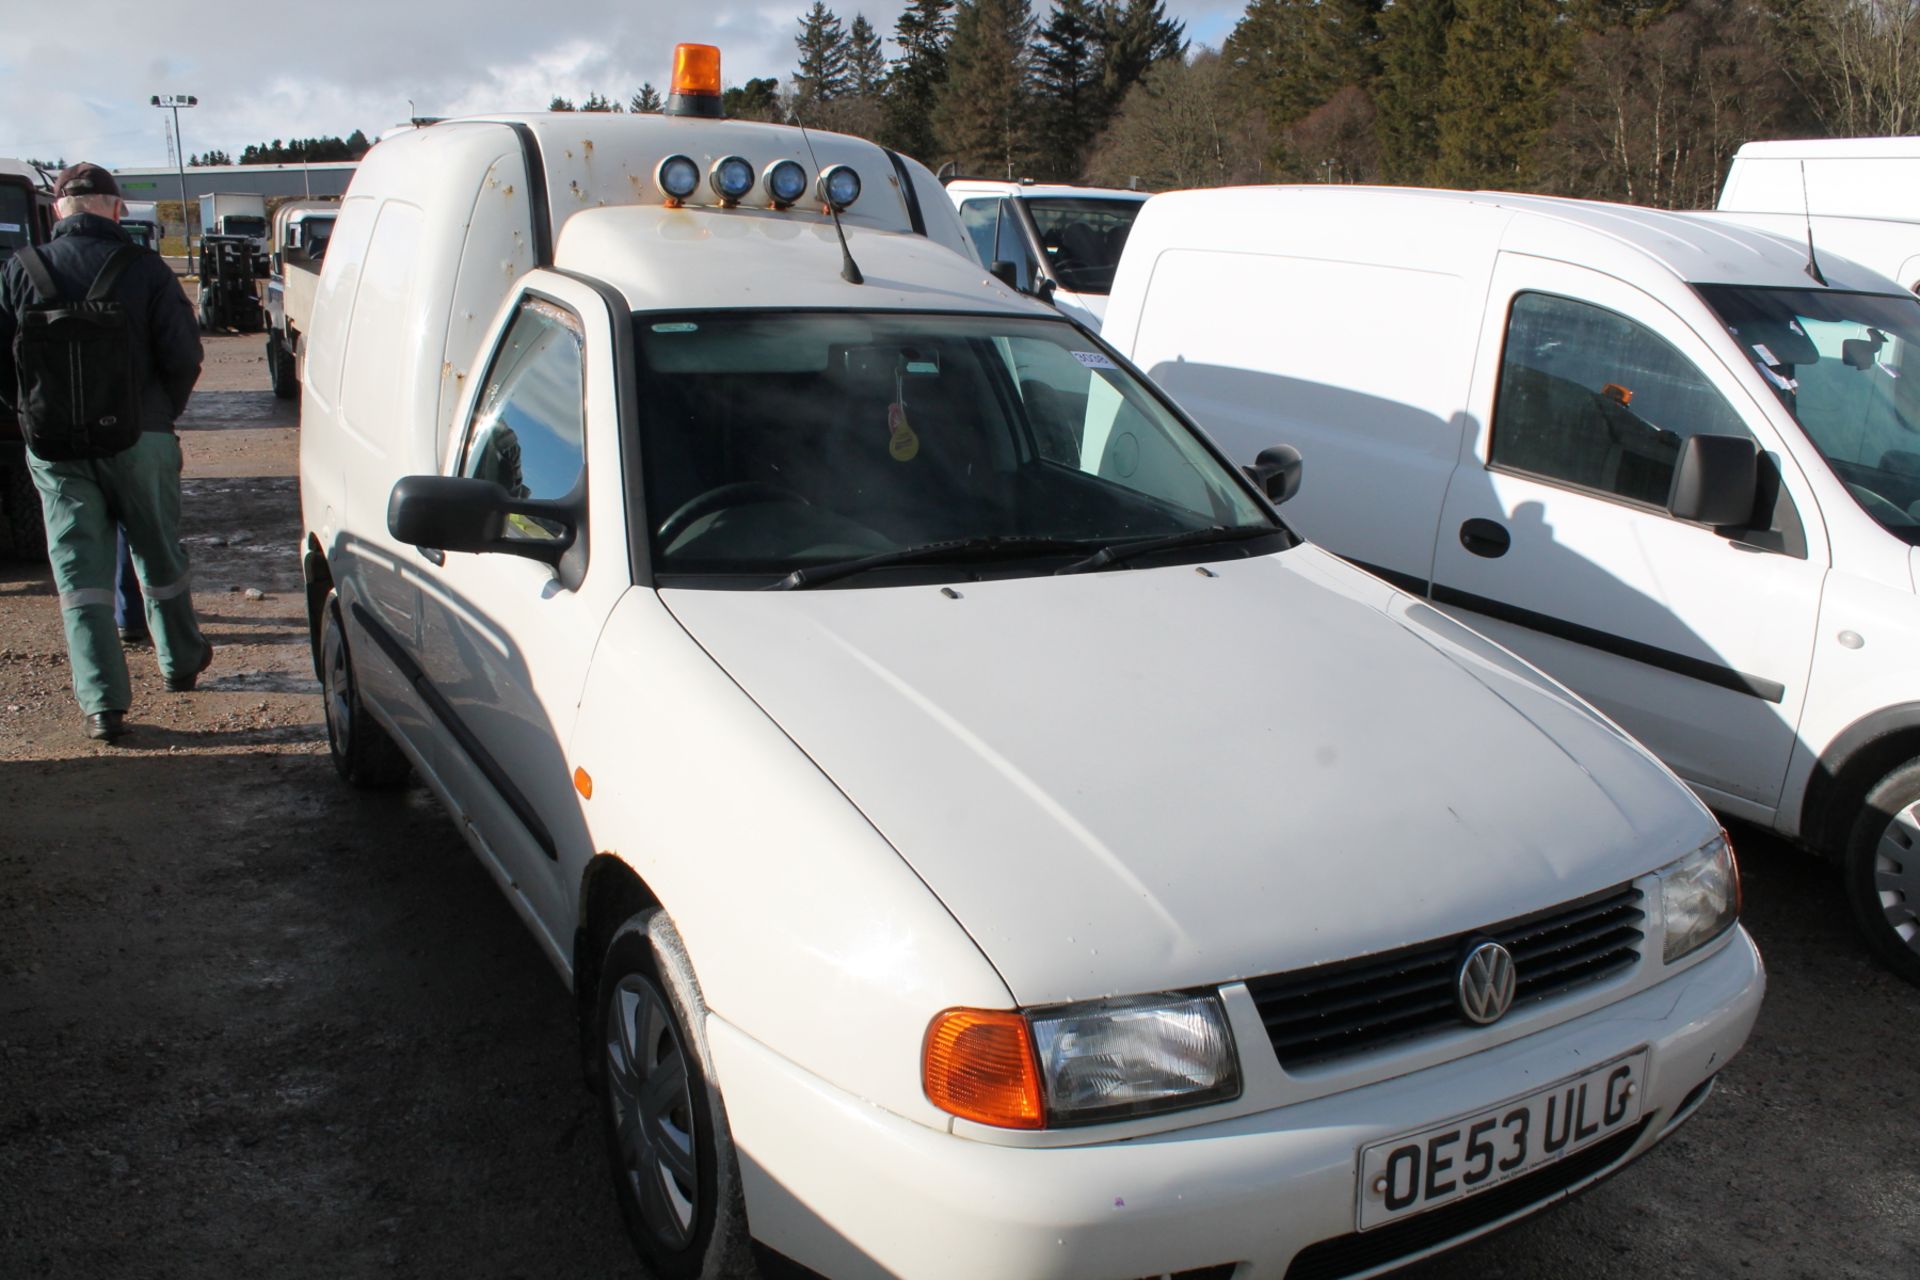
655,154,701,205
709,155,756,206
765,159,808,209
817,164,862,211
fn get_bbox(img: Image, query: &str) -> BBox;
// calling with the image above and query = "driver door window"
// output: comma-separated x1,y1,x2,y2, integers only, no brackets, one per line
1491,292,1749,509
459,299,586,540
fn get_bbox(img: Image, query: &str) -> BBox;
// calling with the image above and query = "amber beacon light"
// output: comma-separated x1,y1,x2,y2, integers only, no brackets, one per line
665,43,724,118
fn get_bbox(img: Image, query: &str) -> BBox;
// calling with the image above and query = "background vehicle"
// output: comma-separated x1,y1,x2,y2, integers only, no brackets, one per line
943,176,1146,330
0,157,55,560
120,198,163,251
263,200,335,397
198,191,268,273
300,62,1759,1279
1710,138,1920,292
1105,184,1920,984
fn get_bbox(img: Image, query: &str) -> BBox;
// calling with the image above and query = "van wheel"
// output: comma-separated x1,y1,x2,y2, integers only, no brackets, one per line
597,910,755,1279
268,334,296,399
319,591,410,789
1845,761,1920,985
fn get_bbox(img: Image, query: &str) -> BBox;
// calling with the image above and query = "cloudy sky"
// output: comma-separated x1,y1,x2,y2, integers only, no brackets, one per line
0,0,1246,171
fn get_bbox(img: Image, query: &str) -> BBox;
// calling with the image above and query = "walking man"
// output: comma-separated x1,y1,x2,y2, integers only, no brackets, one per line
0,163,211,741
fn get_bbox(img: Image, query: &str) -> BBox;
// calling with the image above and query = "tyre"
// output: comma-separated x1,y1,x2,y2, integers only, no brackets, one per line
318,590,411,789
0,460,47,561
596,910,755,1279
268,333,296,399
1844,761,1920,985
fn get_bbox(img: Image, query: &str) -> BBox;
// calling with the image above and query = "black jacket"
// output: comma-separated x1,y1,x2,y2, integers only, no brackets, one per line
0,213,203,432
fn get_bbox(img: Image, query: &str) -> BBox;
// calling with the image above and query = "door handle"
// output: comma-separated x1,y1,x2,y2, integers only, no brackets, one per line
1459,519,1511,558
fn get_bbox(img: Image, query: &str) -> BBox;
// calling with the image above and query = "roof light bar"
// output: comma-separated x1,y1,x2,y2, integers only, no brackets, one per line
818,164,861,212
765,159,808,210
655,154,701,205
710,155,756,206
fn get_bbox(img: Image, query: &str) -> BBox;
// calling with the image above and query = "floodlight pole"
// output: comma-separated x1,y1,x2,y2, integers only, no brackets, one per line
150,94,197,261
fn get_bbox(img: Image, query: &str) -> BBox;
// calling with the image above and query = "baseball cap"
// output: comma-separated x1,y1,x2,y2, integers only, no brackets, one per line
52,162,120,200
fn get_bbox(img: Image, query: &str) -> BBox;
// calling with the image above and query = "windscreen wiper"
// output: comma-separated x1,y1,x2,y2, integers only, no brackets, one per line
1056,524,1283,574
772,536,1103,590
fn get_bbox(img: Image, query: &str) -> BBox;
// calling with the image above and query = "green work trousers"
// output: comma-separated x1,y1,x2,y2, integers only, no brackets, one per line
28,431,210,715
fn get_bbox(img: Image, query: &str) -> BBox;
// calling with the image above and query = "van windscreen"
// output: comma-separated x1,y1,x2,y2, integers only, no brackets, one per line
1698,284,1920,544
0,182,31,259
633,311,1278,585
1022,198,1142,295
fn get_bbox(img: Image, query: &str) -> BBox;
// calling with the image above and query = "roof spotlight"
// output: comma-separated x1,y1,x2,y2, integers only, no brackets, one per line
765,159,808,210
655,154,701,204
817,164,861,212
710,155,755,206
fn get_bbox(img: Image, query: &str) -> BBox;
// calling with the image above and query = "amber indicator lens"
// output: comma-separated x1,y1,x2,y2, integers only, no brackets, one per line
672,43,723,98
923,1008,1044,1129
572,767,593,799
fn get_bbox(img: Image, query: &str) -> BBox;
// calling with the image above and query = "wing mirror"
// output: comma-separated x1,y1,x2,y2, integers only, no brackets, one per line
1667,433,1758,526
387,475,575,565
1244,445,1303,505
988,259,1019,289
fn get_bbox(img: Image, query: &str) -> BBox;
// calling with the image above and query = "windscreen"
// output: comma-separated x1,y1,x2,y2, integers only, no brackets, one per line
1023,198,1143,295
0,183,31,260
225,216,267,239
1698,285,1920,544
636,311,1275,583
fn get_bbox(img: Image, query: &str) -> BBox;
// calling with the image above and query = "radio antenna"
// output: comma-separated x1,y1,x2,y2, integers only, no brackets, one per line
1799,161,1827,287
797,118,863,285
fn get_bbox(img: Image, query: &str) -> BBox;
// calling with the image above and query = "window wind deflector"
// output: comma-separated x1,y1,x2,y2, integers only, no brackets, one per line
771,535,1103,590
1056,524,1283,574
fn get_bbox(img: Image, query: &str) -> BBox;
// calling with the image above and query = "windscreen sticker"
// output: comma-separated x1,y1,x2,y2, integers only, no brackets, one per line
1071,350,1117,370
0,222,20,233
1752,343,1779,366
651,322,698,334
886,402,920,462
1758,363,1798,391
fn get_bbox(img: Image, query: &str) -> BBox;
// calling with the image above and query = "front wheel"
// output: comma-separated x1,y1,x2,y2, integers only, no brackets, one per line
267,333,296,399
597,910,755,1278
1844,761,1920,985
319,590,411,789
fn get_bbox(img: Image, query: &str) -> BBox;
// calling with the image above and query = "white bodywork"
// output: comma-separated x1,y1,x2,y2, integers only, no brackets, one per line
945,178,1148,330
197,190,268,252
300,124,1760,1278
1104,184,1920,843
1714,138,1920,290
265,201,336,364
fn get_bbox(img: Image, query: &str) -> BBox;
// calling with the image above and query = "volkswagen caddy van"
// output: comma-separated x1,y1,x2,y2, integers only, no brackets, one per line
299,56,1761,1279
1104,184,1920,985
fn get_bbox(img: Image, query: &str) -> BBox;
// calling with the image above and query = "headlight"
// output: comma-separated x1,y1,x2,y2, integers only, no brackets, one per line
924,992,1240,1129
765,159,808,208
817,163,861,211
1659,832,1740,962
654,154,700,203
708,155,755,204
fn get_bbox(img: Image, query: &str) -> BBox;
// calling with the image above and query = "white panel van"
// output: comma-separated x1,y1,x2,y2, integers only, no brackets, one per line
943,179,1148,330
1105,184,1920,984
1713,137,1920,292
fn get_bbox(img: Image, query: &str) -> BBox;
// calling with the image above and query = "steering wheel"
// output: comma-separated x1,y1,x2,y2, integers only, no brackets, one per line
656,481,811,547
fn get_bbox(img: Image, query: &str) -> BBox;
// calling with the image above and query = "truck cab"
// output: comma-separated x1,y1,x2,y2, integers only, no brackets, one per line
943,177,1147,331
264,200,337,397
0,158,55,560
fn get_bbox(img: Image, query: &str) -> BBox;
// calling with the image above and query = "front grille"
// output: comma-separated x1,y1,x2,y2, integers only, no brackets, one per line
1283,1118,1650,1280
1247,883,1645,1070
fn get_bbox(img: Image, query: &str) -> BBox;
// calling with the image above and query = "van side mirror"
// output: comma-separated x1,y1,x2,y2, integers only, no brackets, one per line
387,475,575,566
1245,444,1303,505
988,259,1019,289
1667,433,1758,526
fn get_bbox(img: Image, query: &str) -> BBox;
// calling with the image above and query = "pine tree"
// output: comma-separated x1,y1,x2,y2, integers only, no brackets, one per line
882,0,956,159
549,96,577,112
581,92,621,112
795,2,852,106
629,84,663,113
935,0,1037,175
1093,0,1187,115
1033,0,1104,179
848,14,887,97
1225,0,1382,135
723,78,783,121
1374,0,1455,182
1432,0,1570,189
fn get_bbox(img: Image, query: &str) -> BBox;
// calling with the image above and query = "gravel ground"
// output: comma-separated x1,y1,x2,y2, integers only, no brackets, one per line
1,324,1917,1279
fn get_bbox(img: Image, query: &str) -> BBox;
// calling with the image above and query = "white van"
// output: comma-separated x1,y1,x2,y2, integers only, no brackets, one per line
1104,184,1920,984
943,178,1147,329
299,67,1759,1279
1712,137,1920,291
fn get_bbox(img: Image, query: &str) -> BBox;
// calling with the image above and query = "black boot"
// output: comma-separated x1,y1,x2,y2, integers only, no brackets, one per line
85,711,128,742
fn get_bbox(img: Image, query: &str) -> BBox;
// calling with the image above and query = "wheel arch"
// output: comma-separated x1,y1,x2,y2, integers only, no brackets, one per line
573,853,662,1091
1801,702,1920,858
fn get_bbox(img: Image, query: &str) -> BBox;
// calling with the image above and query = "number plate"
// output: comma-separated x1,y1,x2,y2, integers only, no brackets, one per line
1356,1050,1647,1231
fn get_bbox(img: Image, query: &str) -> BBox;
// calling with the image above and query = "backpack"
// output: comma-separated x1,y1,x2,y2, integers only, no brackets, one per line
11,244,143,461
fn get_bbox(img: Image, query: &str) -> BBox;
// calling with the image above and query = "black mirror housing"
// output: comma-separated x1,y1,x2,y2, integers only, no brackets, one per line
387,475,574,565
1668,433,1759,527
1245,445,1303,505
988,259,1019,289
